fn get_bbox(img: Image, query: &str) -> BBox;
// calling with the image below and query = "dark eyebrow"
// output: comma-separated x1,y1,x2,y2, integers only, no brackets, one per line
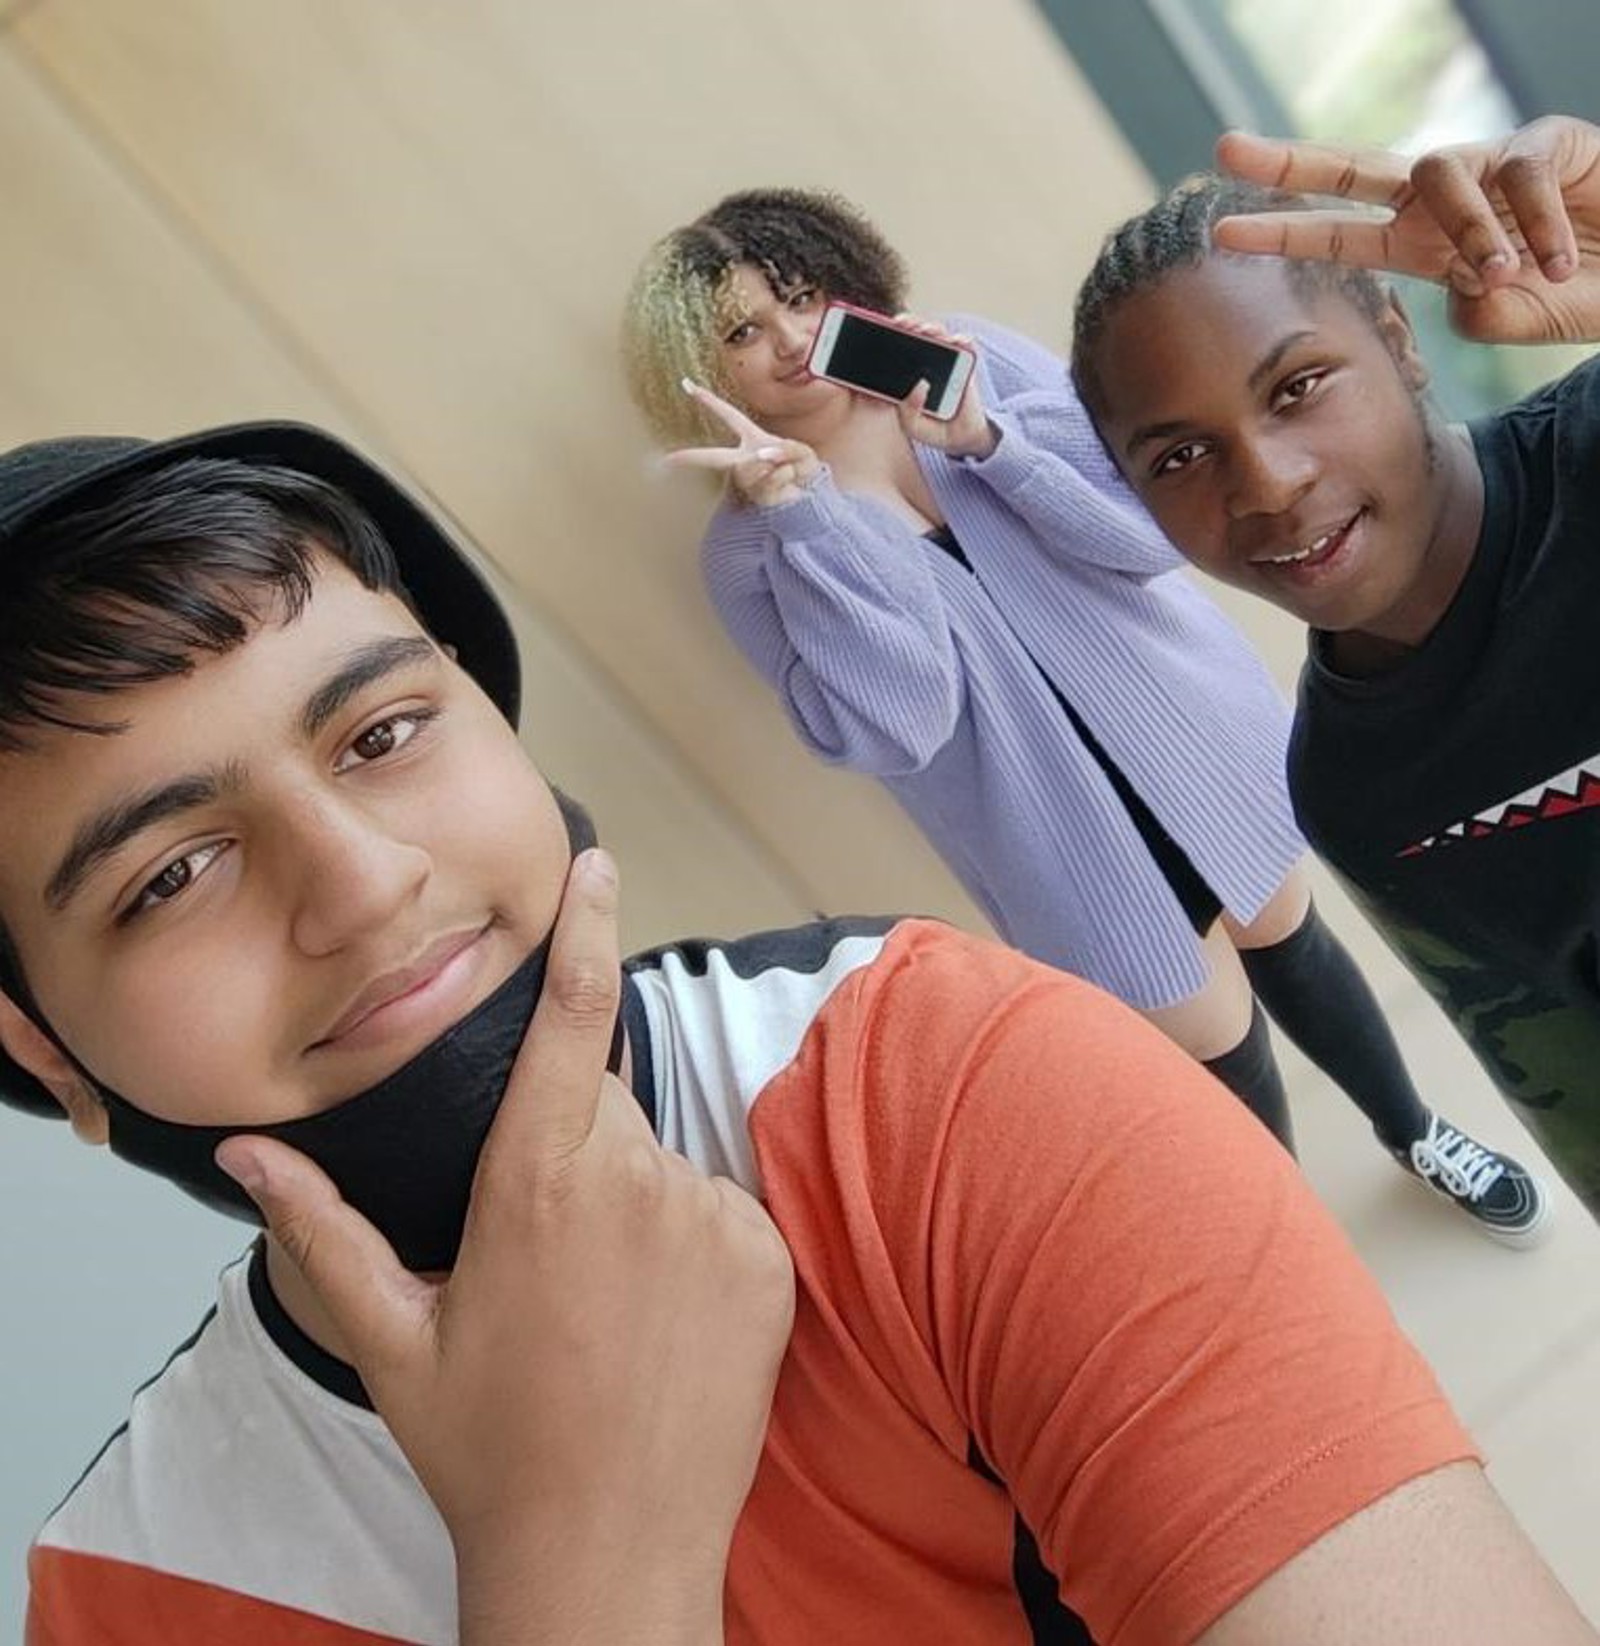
47,766,244,912
1123,418,1195,460
46,636,439,913
299,636,439,740
1124,330,1320,461
1246,330,1316,392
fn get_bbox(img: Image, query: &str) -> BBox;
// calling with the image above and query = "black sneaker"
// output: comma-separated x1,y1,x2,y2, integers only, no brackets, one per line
1390,1112,1553,1248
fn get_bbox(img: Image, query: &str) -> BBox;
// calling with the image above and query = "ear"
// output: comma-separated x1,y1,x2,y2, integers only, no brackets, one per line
0,990,109,1144
1376,288,1429,393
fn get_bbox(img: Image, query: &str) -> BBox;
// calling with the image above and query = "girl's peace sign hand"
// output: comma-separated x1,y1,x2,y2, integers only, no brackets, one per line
1213,117,1600,346
664,380,821,507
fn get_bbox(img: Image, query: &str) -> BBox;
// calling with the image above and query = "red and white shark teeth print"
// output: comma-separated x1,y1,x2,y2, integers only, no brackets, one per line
1398,753,1600,858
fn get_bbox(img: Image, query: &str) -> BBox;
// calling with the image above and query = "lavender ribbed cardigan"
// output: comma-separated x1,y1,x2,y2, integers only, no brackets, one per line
701,317,1303,1008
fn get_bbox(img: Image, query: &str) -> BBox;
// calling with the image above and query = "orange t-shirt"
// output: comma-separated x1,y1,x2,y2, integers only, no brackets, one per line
29,920,1473,1646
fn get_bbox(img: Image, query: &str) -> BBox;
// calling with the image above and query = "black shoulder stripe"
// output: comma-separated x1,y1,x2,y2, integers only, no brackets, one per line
624,915,908,984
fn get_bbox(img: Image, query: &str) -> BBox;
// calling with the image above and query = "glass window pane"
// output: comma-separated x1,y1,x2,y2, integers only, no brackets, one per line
1211,0,1593,413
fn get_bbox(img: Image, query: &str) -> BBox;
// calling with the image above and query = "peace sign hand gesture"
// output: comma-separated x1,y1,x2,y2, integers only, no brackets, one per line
1214,116,1600,346
664,380,822,507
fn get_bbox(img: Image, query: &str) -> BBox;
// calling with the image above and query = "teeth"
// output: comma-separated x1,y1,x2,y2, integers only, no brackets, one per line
1265,523,1342,566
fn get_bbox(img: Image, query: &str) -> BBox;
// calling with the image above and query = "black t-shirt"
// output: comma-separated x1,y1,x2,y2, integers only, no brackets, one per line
1290,355,1600,1213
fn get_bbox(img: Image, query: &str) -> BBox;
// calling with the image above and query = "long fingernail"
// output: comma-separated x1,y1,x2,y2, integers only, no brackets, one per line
681,376,700,396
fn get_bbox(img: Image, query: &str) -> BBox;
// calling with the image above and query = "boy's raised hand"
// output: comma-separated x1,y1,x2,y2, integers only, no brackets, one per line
1214,116,1600,345
215,848,795,1646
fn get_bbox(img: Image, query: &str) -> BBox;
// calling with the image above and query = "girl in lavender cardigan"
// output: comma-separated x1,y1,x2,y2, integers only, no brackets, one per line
619,186,1544,1242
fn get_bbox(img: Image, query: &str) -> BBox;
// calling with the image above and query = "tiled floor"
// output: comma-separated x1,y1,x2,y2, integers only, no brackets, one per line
1270,900,1600,1619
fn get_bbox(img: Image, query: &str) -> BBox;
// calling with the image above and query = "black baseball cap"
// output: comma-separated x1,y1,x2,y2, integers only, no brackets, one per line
0,420,523,1116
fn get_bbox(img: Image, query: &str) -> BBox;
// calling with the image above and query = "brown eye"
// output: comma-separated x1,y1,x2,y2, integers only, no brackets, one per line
1153,440,1206,479
1275,369,1327,408
147,859,193,901
333,707,438,774
122,840,231,923
353,721,397,760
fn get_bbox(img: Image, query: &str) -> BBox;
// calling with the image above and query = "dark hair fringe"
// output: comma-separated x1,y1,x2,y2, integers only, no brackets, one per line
0,456,404,752
686,187,908,315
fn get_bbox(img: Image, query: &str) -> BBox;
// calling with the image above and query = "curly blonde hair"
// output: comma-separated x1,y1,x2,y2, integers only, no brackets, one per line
622,188,908,449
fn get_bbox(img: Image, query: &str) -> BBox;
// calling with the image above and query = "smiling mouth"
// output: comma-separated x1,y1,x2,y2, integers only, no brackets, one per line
1252,509,1365,572
313,924,494,1052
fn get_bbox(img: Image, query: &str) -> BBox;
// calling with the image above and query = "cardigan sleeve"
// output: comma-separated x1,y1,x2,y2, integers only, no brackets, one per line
946,316,1186,581
700,472,963,775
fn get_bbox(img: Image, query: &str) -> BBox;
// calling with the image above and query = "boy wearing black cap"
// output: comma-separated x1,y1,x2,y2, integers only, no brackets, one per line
0,425,1591,1644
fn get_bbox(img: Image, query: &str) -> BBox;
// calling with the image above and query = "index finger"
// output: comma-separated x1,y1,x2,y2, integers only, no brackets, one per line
682,378,768,445
480,847,622,1175
660,445,749,472
1211,207,1445,281
1216,130,1414,209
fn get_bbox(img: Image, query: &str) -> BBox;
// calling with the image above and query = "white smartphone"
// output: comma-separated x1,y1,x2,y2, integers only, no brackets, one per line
807,302,977,420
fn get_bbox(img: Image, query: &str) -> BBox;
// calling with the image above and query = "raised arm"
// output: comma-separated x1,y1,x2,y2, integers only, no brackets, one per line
1214,116,1600,345
900,314,1185,579
685,386,964,776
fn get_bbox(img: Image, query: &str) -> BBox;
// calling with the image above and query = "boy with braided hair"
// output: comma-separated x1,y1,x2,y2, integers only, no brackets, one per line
1073,115,1600,1222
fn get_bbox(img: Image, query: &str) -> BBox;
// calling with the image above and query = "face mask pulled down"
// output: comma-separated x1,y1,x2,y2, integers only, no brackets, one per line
87,793,614,1273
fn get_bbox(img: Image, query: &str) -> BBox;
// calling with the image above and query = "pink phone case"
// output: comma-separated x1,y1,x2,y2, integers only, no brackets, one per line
806,301,975,419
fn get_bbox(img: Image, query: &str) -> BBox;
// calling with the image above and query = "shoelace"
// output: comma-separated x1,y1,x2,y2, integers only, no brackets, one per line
1410,1120,1506,1203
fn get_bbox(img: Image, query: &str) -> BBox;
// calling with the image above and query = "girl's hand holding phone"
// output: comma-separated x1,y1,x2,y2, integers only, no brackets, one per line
663,382,821,508
889,315,997,461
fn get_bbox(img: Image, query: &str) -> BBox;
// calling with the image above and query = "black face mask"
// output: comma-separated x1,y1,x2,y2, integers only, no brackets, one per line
84,792,615,1273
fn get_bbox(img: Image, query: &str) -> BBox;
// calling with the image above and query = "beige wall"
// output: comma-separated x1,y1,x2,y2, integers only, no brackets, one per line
0,13,1158,1616
0,0,1155,952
